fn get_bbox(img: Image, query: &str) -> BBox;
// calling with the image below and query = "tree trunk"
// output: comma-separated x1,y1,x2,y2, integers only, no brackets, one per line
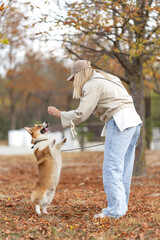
126,66,146,176
9,89,16,130
10,103,16,130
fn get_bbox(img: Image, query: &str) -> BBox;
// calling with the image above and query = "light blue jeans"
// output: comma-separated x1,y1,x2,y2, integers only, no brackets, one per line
103,118,141,218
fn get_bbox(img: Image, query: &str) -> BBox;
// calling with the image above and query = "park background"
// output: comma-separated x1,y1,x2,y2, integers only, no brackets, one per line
0,0,160,239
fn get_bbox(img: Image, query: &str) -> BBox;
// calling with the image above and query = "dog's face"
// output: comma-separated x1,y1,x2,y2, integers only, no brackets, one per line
25,121,51,143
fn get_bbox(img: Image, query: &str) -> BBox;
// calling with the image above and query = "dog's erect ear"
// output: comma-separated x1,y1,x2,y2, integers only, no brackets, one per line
24,127,32,134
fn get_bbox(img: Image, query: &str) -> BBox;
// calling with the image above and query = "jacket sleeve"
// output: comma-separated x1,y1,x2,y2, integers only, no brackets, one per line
60,88,99,128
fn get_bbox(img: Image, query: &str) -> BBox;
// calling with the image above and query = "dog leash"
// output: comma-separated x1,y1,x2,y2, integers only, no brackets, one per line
61,143,105,152
31,140,104,151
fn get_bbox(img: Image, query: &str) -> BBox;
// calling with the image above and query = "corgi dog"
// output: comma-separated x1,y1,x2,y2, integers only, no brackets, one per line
24,121,66,215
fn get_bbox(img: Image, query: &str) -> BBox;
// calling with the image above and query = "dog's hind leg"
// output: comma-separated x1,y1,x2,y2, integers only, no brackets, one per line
36,204,41,215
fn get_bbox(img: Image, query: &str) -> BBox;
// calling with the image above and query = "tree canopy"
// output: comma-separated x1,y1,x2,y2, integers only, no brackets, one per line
56,0,160,88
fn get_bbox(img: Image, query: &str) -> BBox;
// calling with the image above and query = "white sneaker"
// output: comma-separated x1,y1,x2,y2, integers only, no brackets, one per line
93,212,107,219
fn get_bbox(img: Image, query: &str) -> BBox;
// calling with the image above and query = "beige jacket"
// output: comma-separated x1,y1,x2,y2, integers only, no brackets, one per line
60,71,135,128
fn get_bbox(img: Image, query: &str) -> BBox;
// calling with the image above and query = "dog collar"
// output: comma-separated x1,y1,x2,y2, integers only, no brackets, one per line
31,139,48,149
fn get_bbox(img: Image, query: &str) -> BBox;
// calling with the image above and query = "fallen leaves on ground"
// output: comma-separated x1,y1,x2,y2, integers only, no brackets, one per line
0,150,160,239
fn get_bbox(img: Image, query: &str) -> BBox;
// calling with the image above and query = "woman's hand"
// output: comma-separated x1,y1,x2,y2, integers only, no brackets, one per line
48,106,61,118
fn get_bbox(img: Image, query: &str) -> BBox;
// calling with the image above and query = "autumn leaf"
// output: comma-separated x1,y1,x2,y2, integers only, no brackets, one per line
35,32,43,35
142,222,149,229
0,3,8,11
0,38,9,44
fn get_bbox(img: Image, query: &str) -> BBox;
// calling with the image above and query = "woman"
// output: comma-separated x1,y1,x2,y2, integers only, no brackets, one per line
48,60,142,219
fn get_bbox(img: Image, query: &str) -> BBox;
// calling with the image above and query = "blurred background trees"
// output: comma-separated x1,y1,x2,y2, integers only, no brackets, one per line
0,50,70,136
0,0,71,138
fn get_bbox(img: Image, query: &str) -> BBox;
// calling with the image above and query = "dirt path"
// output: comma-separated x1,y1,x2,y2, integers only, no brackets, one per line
0,150,160,239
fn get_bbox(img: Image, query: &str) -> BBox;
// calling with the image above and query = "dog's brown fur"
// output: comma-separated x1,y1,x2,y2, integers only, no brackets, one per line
25,122,66,214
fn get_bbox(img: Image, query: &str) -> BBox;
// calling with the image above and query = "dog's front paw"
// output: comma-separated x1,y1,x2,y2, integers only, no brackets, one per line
52,139,56,145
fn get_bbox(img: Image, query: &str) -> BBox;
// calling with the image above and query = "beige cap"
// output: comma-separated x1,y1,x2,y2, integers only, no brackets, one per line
67,60,91,81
